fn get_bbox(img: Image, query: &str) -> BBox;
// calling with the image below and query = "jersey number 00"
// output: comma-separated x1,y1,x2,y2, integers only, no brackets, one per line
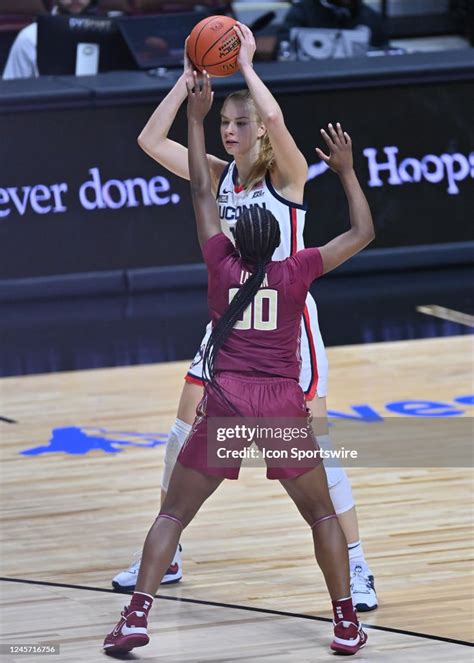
229,288,278,331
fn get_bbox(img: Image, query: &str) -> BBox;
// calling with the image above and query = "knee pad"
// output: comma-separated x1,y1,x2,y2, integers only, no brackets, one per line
317,434,344,488
316,433,355,513
325,465,346,489
328,471,355,515
161,419,192,492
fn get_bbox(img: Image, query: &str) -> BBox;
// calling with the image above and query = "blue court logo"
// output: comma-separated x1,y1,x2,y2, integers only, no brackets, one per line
21,427,167,456
18,396,472,457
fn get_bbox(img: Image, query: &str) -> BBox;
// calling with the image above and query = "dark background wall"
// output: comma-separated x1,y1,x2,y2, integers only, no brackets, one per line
1,66,473,281
0,55,472,375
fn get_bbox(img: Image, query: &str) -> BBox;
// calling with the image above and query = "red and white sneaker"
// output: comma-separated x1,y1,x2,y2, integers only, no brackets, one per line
112,544,182,591
330,620,368,655
103,605,149,654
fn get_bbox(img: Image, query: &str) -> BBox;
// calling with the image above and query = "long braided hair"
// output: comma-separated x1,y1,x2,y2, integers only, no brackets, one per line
202,207,281,410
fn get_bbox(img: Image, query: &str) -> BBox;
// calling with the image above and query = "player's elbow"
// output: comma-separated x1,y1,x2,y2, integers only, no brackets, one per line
137,129,159,155
137,133,168,166
137,132,147,154
364,227,376,243
357,227,376,248
137,131,150,152
348,228,375,255
263,109,284,128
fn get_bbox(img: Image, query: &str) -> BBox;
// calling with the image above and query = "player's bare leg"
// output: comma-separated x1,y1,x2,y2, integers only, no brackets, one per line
280,464,367,654
176,381,204,428
308,395,377,611
136,462,223,594
104,463,223,654
112,382,203,591
114,385,376,608
281,463,349,599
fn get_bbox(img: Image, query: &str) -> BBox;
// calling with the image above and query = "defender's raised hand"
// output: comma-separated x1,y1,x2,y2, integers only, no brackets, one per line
315,124,374,275
186,70,214,122
316,123,353,175
187,69,220,247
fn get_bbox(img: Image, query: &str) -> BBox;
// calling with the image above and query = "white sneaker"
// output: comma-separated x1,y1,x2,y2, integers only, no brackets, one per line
112,545,183,591
350,563,378,612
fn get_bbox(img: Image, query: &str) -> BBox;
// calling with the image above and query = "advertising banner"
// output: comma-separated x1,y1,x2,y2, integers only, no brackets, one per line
1,81,472,279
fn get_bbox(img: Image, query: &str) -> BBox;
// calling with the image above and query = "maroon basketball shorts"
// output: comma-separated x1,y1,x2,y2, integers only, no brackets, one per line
178,372,321,480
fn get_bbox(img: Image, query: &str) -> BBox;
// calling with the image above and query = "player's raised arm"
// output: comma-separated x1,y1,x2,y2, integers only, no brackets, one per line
234,22,308,197
316,123,375,274
187,71,221,248
137,40,227,189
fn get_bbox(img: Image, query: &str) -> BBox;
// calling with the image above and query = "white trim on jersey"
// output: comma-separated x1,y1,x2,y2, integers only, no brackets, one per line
217,162,307,259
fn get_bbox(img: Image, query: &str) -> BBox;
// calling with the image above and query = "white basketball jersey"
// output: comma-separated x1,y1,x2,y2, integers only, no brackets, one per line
217,162,306,259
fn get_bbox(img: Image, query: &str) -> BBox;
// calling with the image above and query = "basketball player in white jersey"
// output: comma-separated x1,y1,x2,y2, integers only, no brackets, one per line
112,22,377,611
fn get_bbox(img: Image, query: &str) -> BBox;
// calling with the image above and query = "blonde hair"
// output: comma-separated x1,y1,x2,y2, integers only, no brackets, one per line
222,90,275,191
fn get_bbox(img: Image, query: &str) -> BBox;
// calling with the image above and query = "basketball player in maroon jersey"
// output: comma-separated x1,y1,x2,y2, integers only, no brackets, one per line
113,22,378,613
104,72,373,656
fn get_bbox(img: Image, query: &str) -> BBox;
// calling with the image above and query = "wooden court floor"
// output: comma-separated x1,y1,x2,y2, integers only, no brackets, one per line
1,335,473,662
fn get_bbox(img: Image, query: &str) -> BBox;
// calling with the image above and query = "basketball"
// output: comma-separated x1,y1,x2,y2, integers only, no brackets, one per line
187,15,240,78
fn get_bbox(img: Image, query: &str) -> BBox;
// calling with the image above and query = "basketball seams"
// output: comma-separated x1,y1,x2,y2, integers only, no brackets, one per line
200,24,238,64
191,16,217,67
189,15,239,76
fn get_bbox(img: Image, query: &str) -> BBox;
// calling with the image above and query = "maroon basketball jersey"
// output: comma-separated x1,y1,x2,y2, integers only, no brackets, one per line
202,233,324,379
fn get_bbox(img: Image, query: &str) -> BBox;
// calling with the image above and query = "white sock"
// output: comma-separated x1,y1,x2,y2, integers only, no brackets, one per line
348,540,367,567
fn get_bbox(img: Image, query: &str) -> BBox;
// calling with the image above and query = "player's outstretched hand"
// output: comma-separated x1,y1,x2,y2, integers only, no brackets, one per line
186,70,214,121
316,123,353,175
234,22,256,69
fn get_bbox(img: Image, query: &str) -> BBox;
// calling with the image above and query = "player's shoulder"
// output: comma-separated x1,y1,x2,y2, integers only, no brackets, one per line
203,231,233,251
265,171,307,210
291,247,323,267
202,232,237,267
281,248,323,282
270,254,299,284
212,158,231,183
